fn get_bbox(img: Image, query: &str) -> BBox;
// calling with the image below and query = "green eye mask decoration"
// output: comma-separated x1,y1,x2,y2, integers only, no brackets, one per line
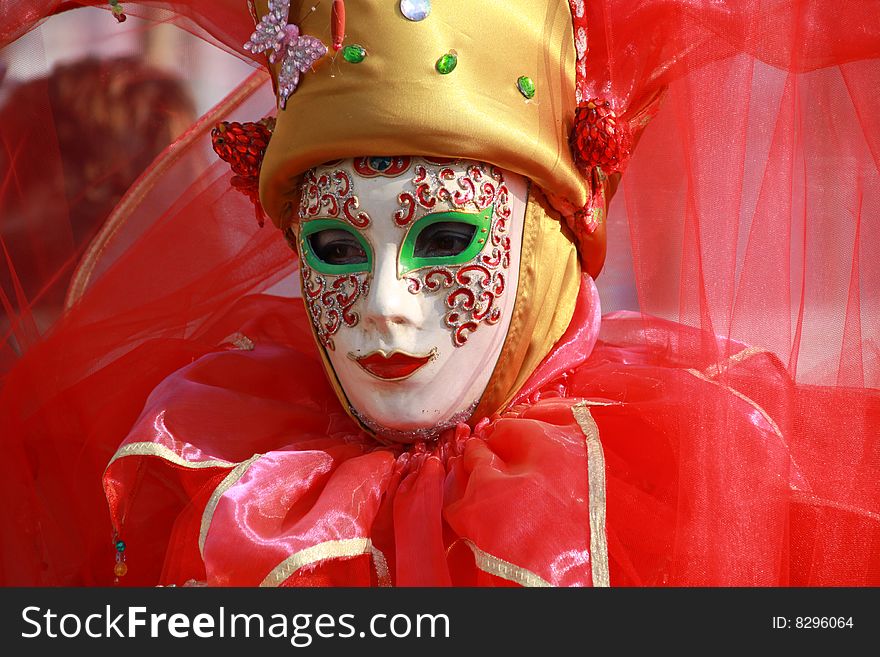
398,206,493,274
300,206,492,277
300,219,373,275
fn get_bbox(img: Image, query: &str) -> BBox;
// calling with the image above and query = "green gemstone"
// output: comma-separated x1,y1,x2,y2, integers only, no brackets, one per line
342,44,367,64
436,52,458,75
115,540,126,552
517,76,536,99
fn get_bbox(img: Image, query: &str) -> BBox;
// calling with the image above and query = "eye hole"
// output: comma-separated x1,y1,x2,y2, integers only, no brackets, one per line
413,222,477,258
308,229,368,265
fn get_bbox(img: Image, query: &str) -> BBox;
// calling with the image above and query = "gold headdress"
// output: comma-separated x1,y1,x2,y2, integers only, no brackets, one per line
236,0,655,419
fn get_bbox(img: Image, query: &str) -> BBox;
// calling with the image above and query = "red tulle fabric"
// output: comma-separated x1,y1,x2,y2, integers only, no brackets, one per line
1,1,878,586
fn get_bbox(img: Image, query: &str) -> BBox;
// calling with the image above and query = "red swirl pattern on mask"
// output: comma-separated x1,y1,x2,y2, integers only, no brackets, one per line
424,268,455,290
302,268,370,350
299,168,371,229
447,286,476,311
342,196,370,228
416,182,438,210
399,161,511,346
439,172,475,207
298,165,373,348
394,192,417,227
444,314,480,347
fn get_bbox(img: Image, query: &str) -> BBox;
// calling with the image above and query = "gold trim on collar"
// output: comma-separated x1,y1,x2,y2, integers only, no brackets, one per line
703,346,774,380
199,454,262,559
684,369,818,505
459,539,552,587
370,546,392,587
685,368,783,438
572,401,611,587
260,538,390,587
576,399,624,407
106,442,235,470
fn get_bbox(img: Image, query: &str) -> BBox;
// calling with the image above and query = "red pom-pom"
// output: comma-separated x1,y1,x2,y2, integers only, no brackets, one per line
211,118,276,226
570,98,631,174
211,118,275,178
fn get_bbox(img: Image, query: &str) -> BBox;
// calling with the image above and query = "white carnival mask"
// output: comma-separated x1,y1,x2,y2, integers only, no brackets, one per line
295,157,526,441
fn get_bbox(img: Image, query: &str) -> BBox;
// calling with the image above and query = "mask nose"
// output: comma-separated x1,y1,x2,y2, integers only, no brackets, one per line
361,244,423,334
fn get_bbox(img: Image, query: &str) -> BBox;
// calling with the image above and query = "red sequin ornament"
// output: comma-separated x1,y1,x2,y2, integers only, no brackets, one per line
211,118,276,226
570,98,631,175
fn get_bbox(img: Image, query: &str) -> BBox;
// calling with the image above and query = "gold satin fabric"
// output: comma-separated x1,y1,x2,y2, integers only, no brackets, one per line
473,188,580,419
255,0,588,227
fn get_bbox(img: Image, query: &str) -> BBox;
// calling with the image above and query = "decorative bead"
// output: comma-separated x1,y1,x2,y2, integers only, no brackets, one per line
244,4,329,110
212,119,275,179
570,98,631,174
110,1,127,23
436,52,457,75
331,0,346,51
342,44,367,64
114,562,128,577
400,0,431,22
115,540,126,552
517,76,536,100
211,118,276,227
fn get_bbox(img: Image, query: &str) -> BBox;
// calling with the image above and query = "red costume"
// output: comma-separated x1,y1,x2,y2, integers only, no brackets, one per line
0,0,878,586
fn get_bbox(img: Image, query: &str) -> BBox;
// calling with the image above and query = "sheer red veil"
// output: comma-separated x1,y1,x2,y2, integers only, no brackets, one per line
0,1,877,585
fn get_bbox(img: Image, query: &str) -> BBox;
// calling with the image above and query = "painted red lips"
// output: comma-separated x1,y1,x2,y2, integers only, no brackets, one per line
353,350,434,381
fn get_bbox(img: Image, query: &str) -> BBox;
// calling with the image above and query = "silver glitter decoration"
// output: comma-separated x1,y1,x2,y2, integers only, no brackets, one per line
243,0,328,109
400,0,431,22
352,399,479,443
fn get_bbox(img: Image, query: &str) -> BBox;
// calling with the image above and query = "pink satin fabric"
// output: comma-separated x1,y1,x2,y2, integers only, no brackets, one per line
103,279,604,586
103,275,880,586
